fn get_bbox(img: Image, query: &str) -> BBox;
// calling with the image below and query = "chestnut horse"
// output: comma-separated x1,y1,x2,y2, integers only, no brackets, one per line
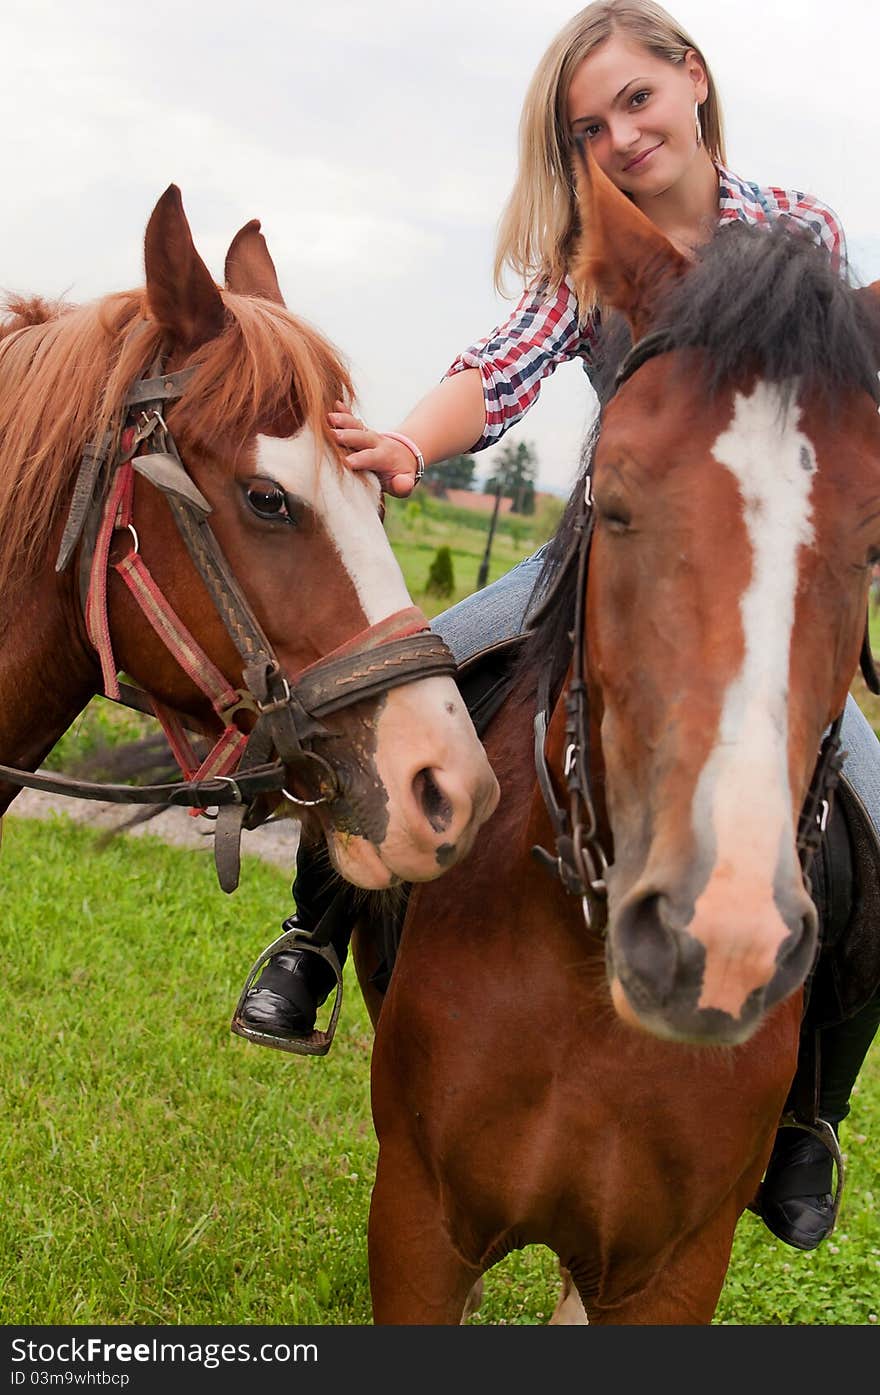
359,152,880,1323
0,187,498,896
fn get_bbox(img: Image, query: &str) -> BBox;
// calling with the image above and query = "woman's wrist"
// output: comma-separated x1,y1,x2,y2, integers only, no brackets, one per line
381,431,425,486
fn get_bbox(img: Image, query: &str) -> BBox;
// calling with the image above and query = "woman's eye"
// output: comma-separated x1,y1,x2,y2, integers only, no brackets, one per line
580,123,602,141
247,484,292,522
631,89,650,107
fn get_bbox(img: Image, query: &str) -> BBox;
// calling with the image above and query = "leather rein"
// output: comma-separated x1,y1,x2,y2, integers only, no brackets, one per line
532,328,880,930
0,357,457,891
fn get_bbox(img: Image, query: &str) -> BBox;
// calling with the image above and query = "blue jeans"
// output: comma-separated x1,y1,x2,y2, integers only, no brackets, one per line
431,549,880,841
431,546,548,664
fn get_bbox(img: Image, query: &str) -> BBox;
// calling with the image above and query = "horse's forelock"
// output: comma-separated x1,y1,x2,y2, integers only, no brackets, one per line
173,292,354,464
0,286,355,600
657,223,880,404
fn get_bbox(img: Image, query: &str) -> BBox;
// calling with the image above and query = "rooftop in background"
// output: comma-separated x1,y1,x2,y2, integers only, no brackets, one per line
443,488,515,515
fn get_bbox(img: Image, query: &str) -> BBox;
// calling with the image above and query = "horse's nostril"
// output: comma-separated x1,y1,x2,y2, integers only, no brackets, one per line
614,892,679,1002
413,768,453,835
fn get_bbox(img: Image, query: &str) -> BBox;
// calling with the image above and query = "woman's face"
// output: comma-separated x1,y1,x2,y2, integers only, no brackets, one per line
566,33,709,201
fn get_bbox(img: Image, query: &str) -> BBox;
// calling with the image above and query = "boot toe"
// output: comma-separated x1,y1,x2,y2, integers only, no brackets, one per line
239,987,316,1038
238,946,338,1041
759,1193,836,1251
758,1126,838,1250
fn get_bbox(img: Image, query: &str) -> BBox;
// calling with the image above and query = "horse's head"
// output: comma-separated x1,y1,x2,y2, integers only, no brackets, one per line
569,147,880,1044
102,186,498,889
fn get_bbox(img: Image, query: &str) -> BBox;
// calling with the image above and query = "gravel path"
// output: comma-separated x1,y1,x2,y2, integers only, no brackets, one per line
7,788,301,872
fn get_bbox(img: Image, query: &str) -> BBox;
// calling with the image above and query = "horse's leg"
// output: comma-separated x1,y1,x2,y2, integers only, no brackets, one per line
549,1265,589,1325
351,918,386,1032
578,1201,740,1325
369,1142,483,1324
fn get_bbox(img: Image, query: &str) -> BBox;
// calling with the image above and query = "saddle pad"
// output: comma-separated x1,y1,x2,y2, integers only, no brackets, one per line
805,772,880,1030
455,635,526,738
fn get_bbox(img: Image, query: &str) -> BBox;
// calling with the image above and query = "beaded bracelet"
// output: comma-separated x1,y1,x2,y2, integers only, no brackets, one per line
381,431,425,487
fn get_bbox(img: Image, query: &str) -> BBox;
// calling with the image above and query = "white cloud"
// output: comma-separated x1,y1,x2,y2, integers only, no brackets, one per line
1,0,877,494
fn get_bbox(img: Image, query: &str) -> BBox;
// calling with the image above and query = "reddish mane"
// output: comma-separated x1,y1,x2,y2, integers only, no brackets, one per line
0,287,354,599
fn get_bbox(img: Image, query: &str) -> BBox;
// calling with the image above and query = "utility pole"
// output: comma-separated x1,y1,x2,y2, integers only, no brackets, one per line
476,478,504,590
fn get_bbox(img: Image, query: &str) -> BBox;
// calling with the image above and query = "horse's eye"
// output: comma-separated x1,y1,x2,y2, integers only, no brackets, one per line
247,483,292,522
599,504,632,533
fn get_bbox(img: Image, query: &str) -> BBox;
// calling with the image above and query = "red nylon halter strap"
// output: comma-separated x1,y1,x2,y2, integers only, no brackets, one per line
84,432,248,808
83,440,438,812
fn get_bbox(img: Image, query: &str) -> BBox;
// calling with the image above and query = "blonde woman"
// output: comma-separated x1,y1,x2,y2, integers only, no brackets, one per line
237,1,880,1252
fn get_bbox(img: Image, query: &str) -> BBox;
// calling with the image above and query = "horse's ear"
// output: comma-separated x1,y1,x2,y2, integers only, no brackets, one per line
571,139,689,339
224,219,286,305
144,185,226,350
858,280,880,314
857,283,880,394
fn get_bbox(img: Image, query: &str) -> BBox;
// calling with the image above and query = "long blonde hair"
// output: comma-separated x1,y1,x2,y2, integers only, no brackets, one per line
494,1,727,306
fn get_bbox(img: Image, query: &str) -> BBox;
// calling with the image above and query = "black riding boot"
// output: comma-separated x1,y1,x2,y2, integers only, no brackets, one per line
237,840,354,1042
759,990,880,1249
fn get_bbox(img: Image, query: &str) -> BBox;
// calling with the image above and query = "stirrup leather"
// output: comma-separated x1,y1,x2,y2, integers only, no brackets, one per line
230,926,343,1057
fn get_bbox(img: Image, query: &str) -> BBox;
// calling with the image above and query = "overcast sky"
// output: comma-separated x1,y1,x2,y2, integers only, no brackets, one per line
2,0,878,494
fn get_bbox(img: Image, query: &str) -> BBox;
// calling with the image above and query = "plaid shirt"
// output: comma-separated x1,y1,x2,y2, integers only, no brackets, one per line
446,164,848,451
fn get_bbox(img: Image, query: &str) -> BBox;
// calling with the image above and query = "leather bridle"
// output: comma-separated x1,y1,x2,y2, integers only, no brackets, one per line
532,330,880,930
0,356,457,890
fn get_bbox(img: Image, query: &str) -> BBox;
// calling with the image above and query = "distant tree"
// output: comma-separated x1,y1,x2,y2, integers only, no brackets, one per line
534,492,565,542
425,545,455,597
484,441,539,514
425,454,476,496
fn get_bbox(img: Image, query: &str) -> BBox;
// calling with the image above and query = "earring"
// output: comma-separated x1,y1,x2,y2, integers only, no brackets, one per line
694,99,703,148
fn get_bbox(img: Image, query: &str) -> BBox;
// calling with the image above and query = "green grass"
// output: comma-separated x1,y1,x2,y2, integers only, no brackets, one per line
4,500,878,1325
45,699,154,774
0,816,877,1325
383,491,559,618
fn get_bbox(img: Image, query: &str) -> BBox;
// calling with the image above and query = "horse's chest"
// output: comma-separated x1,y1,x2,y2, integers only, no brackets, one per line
385,941,789,1262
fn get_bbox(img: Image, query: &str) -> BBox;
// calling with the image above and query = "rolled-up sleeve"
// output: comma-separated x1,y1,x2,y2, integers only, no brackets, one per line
445,278,599,451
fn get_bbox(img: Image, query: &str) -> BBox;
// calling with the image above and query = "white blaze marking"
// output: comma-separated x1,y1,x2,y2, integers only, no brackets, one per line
255,429,411,623
692,382,816,952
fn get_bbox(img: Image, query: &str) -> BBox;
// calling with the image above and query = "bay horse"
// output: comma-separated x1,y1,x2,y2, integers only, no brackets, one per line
358,151,880,1323
0,187,498,901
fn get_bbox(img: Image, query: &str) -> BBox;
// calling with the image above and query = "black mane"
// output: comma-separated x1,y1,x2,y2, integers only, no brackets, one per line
518,221,880,697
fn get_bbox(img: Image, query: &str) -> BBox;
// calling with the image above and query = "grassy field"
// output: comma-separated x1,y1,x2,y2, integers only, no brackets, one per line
381,490,562,618
2,498,879,1326
0,815,877,1327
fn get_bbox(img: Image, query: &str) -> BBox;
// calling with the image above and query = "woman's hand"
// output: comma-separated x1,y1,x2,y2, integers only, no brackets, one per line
328,401,420,497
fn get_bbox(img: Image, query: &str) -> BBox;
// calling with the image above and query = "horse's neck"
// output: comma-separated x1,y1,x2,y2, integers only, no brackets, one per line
482,672,577,874
0,570,97,810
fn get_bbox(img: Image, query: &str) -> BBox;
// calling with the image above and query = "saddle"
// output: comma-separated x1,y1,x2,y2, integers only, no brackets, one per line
805,772,880,1030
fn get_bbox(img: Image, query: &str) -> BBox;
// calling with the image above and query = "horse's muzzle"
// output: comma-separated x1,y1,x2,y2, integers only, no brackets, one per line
606,884,818,1045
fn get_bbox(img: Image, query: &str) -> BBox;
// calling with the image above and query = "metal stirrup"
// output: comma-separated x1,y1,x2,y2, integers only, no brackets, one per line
230,926,344,1057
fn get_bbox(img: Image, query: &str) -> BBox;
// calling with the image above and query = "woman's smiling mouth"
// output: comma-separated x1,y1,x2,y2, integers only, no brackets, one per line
623,142,662,171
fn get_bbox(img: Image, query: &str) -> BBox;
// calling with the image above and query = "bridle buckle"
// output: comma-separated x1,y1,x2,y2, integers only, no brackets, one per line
256,676,292,715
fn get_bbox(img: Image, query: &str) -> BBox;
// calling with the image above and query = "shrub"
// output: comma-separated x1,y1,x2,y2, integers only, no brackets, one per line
425,545,455,597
